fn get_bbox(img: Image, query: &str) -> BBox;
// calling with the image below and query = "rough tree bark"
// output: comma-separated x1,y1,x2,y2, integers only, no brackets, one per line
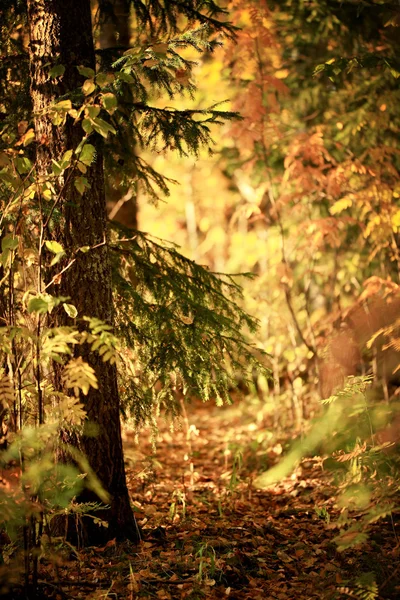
27,0,138,543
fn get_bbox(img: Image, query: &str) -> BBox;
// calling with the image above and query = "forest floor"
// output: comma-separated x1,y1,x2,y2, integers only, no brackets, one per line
43,397,400,600
13,398,399,600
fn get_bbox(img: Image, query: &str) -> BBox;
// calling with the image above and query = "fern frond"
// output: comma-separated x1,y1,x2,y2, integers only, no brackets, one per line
62,357,98,397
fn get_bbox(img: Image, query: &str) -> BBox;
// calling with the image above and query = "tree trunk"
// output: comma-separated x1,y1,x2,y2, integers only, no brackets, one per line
27,0,138,544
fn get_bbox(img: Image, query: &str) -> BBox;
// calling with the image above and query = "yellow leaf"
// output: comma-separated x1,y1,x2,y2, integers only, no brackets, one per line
275,68,289,79
392,210,400,230
329,197,353,215
82,79,96,95
22,128,36,146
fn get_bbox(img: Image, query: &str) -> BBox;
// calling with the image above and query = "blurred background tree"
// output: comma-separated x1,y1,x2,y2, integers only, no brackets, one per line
140,0,400,428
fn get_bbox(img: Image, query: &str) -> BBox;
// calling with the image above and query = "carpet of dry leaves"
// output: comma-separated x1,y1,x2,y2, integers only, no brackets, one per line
38,397,397,600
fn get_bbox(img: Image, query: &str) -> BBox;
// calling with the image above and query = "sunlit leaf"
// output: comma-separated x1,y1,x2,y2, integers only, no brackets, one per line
82,78,96,95
63,303,78,318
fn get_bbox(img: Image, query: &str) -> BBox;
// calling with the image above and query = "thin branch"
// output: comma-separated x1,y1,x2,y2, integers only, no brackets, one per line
43,258,76,291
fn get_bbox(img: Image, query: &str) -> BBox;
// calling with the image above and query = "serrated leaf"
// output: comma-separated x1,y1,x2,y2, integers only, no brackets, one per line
63,303,78,318
78,144,96,166
77,65,95,79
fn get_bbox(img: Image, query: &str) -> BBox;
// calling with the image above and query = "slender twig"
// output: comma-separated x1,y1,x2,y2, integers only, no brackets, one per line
43,258,76,291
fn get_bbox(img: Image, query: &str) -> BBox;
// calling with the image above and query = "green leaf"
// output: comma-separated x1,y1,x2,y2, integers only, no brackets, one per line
0,250,10,267
1,235,19,252
55,99,72,111
86,105,100,119
91,117,116,138
101,93,117,114
75,176,89,194
27,296,52,315
82,118,93,134
61,149,73,166
45,240,64,254
78,144,96,166
96,72,115,87
63,303,78,318
49,64,65,78
50,252,65,266
313,64,326,75
52,160,63,176
16,157,32,174
42,186,52,200
77,65,95,79
52,149,73,175
118,71,135,84
45,240,65,266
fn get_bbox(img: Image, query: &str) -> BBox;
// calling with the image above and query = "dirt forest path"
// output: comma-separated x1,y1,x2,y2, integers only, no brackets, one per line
108,401,399,600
